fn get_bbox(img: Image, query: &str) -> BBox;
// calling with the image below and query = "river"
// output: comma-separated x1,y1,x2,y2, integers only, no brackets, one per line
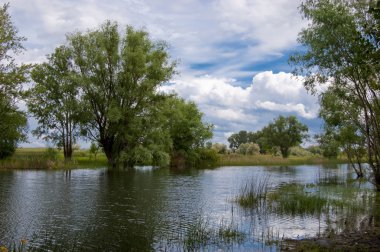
0,164,377,251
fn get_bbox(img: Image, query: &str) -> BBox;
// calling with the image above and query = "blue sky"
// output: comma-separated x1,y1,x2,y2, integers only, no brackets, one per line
9,0,323,148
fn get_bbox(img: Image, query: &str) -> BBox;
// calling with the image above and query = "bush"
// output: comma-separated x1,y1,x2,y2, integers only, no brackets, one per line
237,142,260,155
212,143,227,154
44,147,58,160
290,146,312,157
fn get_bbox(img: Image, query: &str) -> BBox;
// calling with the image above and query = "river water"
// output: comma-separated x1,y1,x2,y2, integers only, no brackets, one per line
0,165,377,251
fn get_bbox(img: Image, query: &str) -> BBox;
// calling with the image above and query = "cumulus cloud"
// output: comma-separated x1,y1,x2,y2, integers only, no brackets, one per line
161,71,320,143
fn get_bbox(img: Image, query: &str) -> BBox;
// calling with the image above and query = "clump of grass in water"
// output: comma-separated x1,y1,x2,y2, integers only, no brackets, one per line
268,183,327,216
217,219,245,244
183,216,245,251
236,175,270,208
184,216,212,250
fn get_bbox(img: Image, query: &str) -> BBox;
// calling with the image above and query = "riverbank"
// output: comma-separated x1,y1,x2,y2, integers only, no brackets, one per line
0,148,347,170
282,227,380,251
0,148,107,169
217,153,347,166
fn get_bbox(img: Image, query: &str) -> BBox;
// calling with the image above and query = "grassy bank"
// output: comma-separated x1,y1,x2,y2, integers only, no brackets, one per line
0,148,107,169
218,153,347,166
0,148,348,170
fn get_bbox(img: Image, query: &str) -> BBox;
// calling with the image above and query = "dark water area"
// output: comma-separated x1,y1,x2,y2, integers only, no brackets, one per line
0,165,378,251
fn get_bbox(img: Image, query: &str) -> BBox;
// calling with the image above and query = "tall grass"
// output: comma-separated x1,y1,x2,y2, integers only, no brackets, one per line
183,216,245,251
219,153,347,166
236,175,270,208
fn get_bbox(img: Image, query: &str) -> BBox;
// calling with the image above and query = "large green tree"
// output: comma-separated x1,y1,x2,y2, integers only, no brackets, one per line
160,95,213,167
290,0,380,189
262,116,308,158
0,3,29,159
27,46,82,160
69,21,176,167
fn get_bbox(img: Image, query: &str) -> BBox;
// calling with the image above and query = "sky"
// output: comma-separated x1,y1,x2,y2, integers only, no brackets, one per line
9,0,323,148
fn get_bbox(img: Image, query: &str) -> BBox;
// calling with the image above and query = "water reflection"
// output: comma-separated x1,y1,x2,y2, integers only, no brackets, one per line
0,164,377,251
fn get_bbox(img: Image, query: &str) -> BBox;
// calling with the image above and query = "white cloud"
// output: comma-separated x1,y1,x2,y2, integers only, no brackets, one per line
161,71,320,143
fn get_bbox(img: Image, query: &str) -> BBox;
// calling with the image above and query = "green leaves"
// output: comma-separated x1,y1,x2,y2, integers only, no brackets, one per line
262,116,309,158
0,4,30,158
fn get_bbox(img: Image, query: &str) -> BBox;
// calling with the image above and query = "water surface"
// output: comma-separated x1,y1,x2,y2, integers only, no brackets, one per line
0,165,377,251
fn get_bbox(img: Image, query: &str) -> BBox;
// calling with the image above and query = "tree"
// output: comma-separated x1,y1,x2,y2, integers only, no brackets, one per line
262,116,308,158
27,46,82,160
68,21,176,167
0,94,27,159
290,0,380,189
318,86,366,177
227,130,249,150
0,3,29,159
89,142,99,160
160,95,213,167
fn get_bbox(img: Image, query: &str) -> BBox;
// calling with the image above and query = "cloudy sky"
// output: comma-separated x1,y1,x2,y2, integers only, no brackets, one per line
9,0,322,147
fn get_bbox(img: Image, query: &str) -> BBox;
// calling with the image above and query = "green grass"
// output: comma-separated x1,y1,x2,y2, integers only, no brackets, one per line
267,182,365,217
183,216,245,250
0,148,107,170
236,175,270,208
218,153,347,166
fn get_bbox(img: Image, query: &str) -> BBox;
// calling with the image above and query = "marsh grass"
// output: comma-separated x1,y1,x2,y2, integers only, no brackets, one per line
181,216,245,251
268,182,365,217
236,175,270,208
218,153,346,166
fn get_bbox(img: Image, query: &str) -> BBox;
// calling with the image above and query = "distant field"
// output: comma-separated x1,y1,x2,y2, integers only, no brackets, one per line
0,147,107,169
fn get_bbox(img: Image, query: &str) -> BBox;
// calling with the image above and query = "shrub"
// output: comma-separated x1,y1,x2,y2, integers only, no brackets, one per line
237,142,260,155
212,143,227,154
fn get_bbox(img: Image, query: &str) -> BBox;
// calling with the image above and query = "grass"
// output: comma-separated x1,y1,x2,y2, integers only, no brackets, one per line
218,153,347,166
0,148,107,170
267,182,365,217
236,175,270,208
182,216,245,251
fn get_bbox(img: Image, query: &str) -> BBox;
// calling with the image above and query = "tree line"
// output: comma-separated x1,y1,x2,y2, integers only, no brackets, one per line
226,116,309,158
0,4,213,168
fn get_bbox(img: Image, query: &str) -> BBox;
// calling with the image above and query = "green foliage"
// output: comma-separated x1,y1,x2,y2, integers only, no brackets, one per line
160,96,213,167
212,143,227,154
63,21,176,167
89,142,99,160
0,95,27,159
262,116,309,158
237,142,260,155
43,147,58,161
307,145,323,156
0,4,29,159
290,0,380,189
27,46,83,160
290,146,312,157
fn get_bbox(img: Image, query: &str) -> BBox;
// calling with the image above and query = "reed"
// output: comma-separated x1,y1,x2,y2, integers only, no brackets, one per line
236,175,270,208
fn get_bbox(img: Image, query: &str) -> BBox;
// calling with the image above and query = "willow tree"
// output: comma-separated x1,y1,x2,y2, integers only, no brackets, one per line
290,0,380,189
27,46,82,160
69,21,176,167
0,3,29,158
